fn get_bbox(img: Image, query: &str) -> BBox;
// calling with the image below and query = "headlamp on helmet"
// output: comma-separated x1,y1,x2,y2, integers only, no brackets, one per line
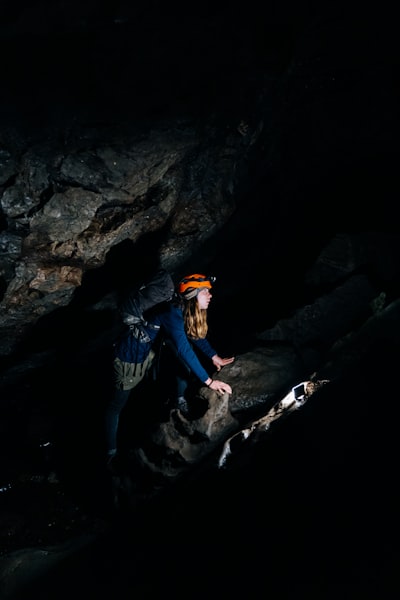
178,274,216,296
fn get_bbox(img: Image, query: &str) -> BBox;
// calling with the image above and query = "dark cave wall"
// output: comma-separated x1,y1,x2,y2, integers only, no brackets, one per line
1,5,400,599
1,0,398,382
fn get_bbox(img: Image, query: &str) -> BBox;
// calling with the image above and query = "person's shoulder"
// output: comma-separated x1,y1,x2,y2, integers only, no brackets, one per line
157,298,183,322
145,300,167,321
164,299,182,315
170,297,184,311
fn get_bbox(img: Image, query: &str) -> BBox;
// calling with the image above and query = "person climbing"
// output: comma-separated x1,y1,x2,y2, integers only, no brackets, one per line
104,269,175,467
105,272,234,466
155,273,234,415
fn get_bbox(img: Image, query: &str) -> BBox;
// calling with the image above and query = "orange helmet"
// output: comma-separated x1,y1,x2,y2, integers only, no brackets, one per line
178,274,215,296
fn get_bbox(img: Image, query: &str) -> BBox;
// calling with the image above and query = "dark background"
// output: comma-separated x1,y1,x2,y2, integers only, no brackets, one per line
1,2,399,598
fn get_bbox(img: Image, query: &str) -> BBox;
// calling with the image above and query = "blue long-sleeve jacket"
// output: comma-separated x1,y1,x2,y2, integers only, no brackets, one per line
153,302,217,383
113,322,159,365
114,301,216,384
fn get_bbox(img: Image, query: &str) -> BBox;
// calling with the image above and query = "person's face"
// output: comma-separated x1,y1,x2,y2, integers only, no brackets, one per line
197,288,212,309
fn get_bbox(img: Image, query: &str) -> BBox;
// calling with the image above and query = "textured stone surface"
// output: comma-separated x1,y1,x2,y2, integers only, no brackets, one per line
0,4,399,598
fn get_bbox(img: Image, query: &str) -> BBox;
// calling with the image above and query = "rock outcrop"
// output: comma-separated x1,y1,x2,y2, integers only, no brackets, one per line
0,4,399,598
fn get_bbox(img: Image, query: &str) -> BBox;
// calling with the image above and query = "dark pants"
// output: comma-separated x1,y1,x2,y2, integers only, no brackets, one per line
105,388,131,456
105,352,154,456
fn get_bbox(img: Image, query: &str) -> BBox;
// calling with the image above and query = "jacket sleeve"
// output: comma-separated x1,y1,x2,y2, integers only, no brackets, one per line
159,305,212,383
191,336,217,360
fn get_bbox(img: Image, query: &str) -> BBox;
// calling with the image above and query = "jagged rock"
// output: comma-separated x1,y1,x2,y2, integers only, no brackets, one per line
224,346,305,415
0,121,251,355
0,5,399,598
218,378,329,470
136,388,238,479
257,273,377,349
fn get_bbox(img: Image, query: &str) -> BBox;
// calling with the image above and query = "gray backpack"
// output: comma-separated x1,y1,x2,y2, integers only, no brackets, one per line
119,269,175,342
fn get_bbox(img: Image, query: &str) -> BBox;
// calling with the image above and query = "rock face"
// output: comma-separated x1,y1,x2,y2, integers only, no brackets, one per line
0,4,399,598
1,3,397,360
2,264,400,598
107,248,400,507
0,121,252,356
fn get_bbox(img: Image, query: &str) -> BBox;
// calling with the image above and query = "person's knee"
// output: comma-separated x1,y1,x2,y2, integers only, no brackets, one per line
108,388,131,411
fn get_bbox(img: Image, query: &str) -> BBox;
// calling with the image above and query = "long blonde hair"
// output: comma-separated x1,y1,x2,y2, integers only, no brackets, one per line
183,296,208,339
